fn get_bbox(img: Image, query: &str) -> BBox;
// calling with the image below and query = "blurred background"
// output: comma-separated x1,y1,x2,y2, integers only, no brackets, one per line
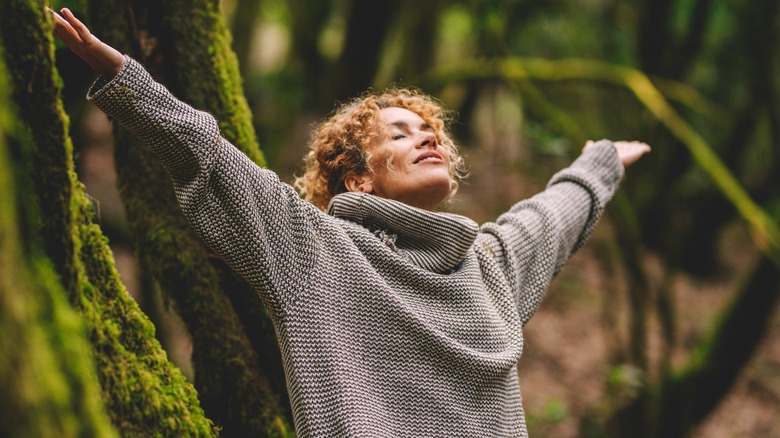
57,0,779,436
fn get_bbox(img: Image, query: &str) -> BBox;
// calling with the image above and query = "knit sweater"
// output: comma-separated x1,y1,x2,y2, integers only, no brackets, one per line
88,57,624,437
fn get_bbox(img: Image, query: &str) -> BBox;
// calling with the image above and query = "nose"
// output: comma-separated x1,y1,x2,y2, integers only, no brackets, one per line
417,131,438,149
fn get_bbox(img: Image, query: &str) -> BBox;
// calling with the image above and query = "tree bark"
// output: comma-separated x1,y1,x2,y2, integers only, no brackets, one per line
330,0,398,101
0,1,216,435
0,42,117,438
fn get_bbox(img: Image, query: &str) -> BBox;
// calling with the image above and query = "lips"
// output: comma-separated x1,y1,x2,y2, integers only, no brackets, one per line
414,151,444,164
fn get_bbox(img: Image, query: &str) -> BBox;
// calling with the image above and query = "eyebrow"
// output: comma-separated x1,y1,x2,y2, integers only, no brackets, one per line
387,121,432,130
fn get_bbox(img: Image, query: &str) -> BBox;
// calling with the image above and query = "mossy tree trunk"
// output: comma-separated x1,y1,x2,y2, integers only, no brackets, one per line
88,0,292,435
0,40,117,438
0,0,216,436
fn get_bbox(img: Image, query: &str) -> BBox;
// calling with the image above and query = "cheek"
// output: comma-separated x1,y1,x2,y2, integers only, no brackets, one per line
371,146,404,173
369,149,390,172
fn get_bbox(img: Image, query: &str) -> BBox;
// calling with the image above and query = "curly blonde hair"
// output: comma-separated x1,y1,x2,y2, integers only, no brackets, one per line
294,88,467,211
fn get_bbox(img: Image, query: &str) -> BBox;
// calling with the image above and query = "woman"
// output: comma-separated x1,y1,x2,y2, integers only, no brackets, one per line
52,8,649,437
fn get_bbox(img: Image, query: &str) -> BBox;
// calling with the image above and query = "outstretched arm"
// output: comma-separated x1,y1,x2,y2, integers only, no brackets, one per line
49,7,324,316
49,7,124,76
478,140,648,324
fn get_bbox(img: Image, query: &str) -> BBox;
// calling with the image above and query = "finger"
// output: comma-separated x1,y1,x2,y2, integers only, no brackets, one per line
48,8,72,34
60,8,92,42
50,9,82,45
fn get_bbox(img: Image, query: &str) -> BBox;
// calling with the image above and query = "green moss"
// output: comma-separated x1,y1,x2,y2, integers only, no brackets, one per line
0,41,117,437
74,214,217,435
1,1,78,291
1,1,218,435
163,0,265,167
85,1,293,434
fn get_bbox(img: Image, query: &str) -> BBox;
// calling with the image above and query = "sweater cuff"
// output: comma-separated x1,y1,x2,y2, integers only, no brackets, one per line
548,139,623,194
86,55,148,122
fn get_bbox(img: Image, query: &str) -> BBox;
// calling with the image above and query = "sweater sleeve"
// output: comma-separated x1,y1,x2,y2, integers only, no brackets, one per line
87,56,321,318
477,140,623,325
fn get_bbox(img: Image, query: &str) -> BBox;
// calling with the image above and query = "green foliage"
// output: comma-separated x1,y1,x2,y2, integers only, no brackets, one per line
526,398,571,435
607,364,644,404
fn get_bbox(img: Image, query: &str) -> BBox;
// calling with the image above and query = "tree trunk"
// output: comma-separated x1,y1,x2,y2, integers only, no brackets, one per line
0,0,216,435
329,0,398,101
89,0,292,435
0,44,117,438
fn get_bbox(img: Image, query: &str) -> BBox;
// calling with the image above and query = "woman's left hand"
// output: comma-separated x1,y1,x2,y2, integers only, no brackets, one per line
585,140,651,168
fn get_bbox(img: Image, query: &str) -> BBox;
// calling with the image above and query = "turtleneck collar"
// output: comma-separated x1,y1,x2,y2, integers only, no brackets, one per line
327,192,479,273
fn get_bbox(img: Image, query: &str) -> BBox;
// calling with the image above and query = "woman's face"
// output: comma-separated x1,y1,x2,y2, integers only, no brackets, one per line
347,107,452,211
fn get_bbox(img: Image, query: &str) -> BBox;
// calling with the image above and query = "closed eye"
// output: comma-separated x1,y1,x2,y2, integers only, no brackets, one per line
392,134,405,140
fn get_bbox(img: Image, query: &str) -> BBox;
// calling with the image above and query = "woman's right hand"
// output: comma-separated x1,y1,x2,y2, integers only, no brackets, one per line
49,7,125,77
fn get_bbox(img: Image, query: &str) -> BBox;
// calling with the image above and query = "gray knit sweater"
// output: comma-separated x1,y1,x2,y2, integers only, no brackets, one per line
88,57,624,437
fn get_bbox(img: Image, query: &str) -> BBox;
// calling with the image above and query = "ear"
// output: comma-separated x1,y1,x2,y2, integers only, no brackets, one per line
345,174,373,194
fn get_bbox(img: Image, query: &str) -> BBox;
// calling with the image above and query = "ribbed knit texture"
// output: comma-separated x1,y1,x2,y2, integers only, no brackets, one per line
88,57,624,437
